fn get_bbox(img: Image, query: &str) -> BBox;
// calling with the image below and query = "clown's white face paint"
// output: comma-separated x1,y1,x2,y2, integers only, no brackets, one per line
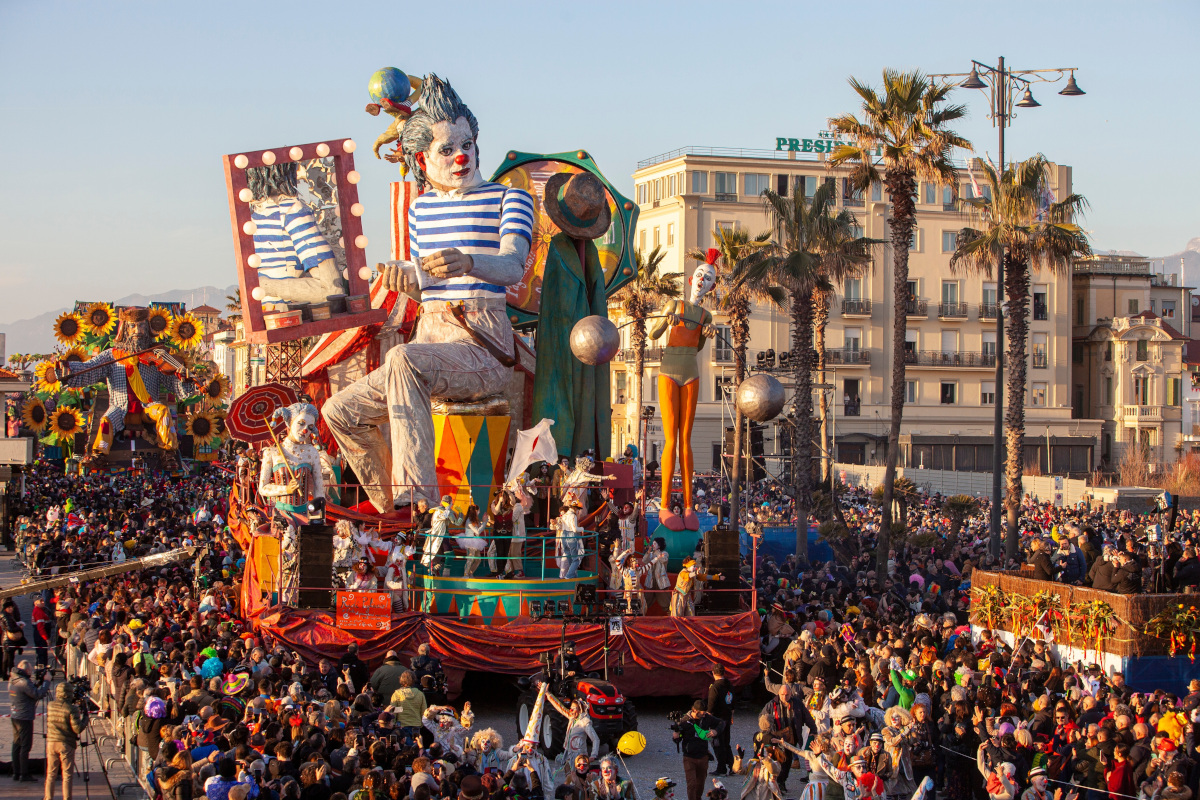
689,264,716,304
423,117,480,192
288,413,316,444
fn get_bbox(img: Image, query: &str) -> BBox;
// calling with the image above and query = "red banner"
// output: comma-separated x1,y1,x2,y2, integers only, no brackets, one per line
336,591,392,631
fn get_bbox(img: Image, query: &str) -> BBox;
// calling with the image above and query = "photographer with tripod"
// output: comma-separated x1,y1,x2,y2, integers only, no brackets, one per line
9,658,49,782
45,681,89,800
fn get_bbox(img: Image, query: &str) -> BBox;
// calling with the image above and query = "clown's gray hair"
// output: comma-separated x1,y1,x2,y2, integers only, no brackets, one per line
401,74,479,192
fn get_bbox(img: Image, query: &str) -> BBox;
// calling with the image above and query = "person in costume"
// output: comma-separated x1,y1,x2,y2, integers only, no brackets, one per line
731,741,784,800
54,307,198,457
647,258,716,531
611,549,649,614
607,497,639,553
258,403,325,511
590,756,635,800
422,702,474,757
467,727,516,775
382,542,411,611
544,694,600,777
246,161,345,305
323,74,535,514
492,481,533,577
551,498,584,579
643,537,671,613
458,504,489,578
509,684,555,800
561,455,614,515
332,519,366,587
670,557,722,617
422,495,463,575
348,557,378,591
530,171,613,459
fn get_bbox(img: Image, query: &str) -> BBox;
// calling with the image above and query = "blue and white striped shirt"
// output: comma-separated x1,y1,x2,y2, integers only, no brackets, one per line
408,182,535,302
251,199,335,279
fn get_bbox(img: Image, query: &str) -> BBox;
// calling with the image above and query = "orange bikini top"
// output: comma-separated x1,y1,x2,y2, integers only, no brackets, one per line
665,301,708,348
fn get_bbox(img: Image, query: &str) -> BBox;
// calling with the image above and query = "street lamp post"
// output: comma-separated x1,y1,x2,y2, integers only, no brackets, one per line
932,58,1084,559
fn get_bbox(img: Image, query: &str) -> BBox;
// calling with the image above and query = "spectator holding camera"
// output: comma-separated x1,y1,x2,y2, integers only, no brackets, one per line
9,658,48,782
674,700,722,800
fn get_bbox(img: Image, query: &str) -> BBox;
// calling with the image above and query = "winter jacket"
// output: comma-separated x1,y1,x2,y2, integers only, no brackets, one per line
8,670,48,721
46,683,87,746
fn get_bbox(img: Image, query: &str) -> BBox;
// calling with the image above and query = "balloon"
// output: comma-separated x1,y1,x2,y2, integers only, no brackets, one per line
617,730,647,756
736,374,786,422
569,316,620,365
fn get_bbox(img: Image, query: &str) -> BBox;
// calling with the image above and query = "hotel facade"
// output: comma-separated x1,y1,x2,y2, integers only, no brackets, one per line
610,141,1104,476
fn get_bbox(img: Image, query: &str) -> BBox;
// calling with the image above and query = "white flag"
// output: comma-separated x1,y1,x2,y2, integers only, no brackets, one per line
505,418,559,486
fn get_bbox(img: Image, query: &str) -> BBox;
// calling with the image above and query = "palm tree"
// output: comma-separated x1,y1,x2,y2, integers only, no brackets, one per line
951,154,1089,557
735,179,870,558
225,290,243,324
828,68,970,576
611,246,682,465
687,228,779,528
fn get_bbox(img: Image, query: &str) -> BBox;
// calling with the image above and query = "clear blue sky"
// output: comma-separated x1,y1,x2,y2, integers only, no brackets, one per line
2,0,1197,324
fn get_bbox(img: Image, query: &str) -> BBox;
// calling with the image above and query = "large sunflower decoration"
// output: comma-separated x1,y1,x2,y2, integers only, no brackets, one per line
199,373,231,404
33,360,62,393
169,313,205,349
147,307,173,339
187,409,218,447
21,397,48,434
47,406,84,441
82,302,117,337
53,312,84,346
61,346,90,366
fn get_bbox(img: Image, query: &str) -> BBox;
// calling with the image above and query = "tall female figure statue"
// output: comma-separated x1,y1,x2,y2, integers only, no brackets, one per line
648,260,716,532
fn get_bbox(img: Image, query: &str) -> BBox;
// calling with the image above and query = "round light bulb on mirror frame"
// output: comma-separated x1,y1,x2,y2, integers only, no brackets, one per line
358,266,373,280
354,235,368,249
251,286,266,301
261,151,276,165
350,203,364,217
238,188,253,202
289,146,304,161
233,154,249,169
247,254,262,268
346,171,360,185
315,143,330,157
242,221,257,235
343,139,356,153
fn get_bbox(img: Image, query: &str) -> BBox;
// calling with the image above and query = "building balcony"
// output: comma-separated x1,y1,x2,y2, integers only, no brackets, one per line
1123,404,1163,423
841,299,872,317
905,299,928,318
905,350,996,368
939,302,969,319
713,193,738,202
826,348,870,366
979,303,1000,320
619,347,665,363
843,196,864,207
1032,353,1048,369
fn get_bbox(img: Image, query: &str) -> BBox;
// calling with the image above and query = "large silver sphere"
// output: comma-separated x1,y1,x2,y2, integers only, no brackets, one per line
570,315,620,365
736,374,786,422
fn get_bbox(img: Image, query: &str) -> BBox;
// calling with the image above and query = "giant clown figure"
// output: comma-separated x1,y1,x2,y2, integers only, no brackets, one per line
323,74,534,513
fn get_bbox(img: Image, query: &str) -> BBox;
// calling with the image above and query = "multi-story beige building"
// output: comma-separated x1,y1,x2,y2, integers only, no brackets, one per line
613,143,1102,476
1073,253,1193,464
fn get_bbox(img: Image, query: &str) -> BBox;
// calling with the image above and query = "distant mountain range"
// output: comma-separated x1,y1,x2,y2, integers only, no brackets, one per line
1148,238,1200,289
0,284,239,355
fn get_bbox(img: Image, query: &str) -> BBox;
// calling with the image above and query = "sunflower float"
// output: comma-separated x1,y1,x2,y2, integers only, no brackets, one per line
33,361,62,393
21,397,48,434
82,302,117,337
169,313,205,349
48,406,84,440
199,373,231,403
147,307,173,338
53,312,84,346
187,409,218,446
61,346,90,365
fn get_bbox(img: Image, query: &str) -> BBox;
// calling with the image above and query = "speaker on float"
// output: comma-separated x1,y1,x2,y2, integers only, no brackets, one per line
297,523,335,609
700,523,741,613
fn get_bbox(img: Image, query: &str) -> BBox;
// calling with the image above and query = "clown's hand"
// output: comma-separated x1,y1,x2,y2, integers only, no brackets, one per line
423,248,474,279
285,480,301,495
379,261,418,294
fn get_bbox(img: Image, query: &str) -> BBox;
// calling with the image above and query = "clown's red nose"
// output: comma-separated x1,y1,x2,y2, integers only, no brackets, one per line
454,154,470,166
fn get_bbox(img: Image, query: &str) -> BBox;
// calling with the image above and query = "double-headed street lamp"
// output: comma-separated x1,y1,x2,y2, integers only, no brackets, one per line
932,58,1084,558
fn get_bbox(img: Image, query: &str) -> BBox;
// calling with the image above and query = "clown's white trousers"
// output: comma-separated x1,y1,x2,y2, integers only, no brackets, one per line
323,301,512,512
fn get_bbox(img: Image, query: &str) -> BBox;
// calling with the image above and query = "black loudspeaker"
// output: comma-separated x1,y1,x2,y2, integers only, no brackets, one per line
700,525,741,613
723,424,764,482
297,524,335,609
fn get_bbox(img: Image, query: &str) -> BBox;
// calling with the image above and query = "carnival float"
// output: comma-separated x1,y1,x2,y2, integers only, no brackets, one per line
220,68,763,699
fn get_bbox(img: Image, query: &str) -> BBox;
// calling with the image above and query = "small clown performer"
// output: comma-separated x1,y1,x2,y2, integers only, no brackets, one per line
508,683,554,800
467,727,515,775
731,742,783,800
422,701,475,758
551,497,584,579
333,519,366,587
590,756,636,800
654,778,678,800
323,74,536,514
53,307,199,456
422,495,463,575
544,693,600,773
560,454,615,515
383,538,414,611
670,557,723,618
612,549,649,614
348,558,378,591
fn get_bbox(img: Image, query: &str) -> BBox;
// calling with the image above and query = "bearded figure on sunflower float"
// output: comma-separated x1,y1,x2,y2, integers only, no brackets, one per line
51,307,199,457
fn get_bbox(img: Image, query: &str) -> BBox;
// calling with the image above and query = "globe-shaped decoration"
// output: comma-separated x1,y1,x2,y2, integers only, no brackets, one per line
569,316,620,365
368,67,413,106
736,374,786,422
